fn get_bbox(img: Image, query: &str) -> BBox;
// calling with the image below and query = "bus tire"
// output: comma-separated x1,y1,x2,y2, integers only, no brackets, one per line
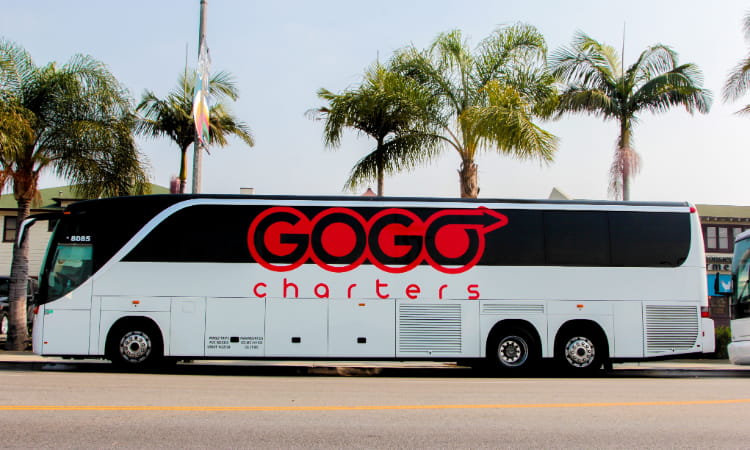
555,327,607,375
106,320,163,370
487,327,539,374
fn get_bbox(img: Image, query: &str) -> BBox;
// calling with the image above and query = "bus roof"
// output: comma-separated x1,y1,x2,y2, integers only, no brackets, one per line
737,229,750,243
64,194,691,213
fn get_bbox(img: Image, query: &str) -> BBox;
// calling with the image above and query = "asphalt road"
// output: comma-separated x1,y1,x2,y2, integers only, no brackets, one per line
0,360,749,448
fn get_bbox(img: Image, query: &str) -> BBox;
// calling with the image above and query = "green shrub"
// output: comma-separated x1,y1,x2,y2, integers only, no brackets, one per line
714,326,732,359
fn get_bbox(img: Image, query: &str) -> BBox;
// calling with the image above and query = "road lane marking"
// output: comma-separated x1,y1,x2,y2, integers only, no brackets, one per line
1,399,749,412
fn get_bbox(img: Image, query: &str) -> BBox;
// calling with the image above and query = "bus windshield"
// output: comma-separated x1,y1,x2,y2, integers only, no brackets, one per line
732,238,750,307
46,243,93,300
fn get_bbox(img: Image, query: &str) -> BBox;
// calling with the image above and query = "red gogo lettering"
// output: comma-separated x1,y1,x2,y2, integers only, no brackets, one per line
247,206,508,274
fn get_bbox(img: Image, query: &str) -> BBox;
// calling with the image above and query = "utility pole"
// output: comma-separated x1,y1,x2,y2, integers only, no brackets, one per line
192,0,207,194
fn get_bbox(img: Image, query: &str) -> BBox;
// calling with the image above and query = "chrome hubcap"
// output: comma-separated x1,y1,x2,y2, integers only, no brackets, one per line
119,331,151,363
498,336,528,367
564,336,595,368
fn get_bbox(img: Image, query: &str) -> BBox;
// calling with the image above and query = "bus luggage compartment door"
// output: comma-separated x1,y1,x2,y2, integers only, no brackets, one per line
205,297,265,357
171,297,206,357
265,298,327,357
328,299,395,357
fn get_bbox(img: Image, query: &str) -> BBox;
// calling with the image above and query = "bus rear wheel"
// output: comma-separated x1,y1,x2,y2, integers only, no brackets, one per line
107,322,163,369
487,327,539,374
555,328,606,375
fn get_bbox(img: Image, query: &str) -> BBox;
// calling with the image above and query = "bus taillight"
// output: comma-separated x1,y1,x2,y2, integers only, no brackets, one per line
701,306,710,318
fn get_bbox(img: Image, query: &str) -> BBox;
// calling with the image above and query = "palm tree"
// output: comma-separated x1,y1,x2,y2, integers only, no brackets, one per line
0,38,150,350
312,63,440,196
724,12,750,113
391,24,558,198
549,32,712,200
136,70,254,193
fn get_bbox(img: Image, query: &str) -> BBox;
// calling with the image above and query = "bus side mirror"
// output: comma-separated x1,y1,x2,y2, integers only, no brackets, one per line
713,272,733,296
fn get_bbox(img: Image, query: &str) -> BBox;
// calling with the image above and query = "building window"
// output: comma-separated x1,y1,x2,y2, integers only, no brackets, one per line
719,227,729,250
706,227,717,249
703,224,750,253
3,216,17,243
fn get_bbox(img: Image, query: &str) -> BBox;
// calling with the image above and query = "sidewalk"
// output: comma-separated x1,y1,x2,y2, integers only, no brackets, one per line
0,350,746,372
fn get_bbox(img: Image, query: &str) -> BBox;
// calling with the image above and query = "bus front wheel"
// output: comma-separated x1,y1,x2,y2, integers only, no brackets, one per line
106,321,163,369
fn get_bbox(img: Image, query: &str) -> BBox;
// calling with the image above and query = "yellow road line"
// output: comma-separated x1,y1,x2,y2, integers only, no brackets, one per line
0,399,749,412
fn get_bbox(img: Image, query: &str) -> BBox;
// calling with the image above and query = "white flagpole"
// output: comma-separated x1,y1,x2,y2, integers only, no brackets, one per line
192,0,207,194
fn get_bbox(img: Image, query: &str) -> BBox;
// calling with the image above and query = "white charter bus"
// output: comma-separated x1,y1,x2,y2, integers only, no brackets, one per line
26,195,715,374
728,230,750,364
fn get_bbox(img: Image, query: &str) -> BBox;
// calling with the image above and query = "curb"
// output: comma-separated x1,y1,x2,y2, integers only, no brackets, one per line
0,352,746,372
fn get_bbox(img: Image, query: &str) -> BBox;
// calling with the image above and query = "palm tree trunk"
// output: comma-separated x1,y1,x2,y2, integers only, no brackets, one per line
376,148,384,197
459,159,479,198
620,122,632,201
179,146,188,194
6,198,31,351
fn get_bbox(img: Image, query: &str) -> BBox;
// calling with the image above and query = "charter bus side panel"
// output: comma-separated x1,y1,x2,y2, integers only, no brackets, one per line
104,200,704,362
36,198,709,361
83,263,707,361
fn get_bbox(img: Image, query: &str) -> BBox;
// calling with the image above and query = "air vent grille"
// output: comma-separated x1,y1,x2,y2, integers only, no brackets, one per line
645,305,699,354
481,304,545,315
398,304,461,354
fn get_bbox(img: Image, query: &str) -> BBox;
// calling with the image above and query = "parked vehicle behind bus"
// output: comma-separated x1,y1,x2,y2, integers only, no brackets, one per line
728,230,750,364
24,195,715,374
0,276,37,340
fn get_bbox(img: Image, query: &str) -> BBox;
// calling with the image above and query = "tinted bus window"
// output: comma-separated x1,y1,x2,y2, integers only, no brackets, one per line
483,210,544,265
609,212,690,267
124,205,691,269
543,211,610,266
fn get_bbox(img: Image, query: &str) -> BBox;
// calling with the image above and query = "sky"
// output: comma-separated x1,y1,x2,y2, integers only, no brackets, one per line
2,0,750,205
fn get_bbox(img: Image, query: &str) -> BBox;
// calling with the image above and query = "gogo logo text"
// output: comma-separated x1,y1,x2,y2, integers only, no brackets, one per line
247,206,508,274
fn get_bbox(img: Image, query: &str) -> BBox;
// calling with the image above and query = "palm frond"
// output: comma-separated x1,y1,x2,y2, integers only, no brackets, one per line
0,38,36,100
465,81,557,163
476,23,547,85
723,56,750,102
556,86,618,118
626,44,677,87
206,103,255,147
631,65,712,114
343,131,441,191
549,31,621,88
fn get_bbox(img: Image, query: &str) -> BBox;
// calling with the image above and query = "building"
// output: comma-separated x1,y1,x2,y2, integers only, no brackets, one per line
696,204,750,327
0,185,169,277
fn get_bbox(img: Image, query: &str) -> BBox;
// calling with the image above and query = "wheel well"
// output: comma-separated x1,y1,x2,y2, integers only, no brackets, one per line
486,319,541,355
554,320,609,358
105,317,164,357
